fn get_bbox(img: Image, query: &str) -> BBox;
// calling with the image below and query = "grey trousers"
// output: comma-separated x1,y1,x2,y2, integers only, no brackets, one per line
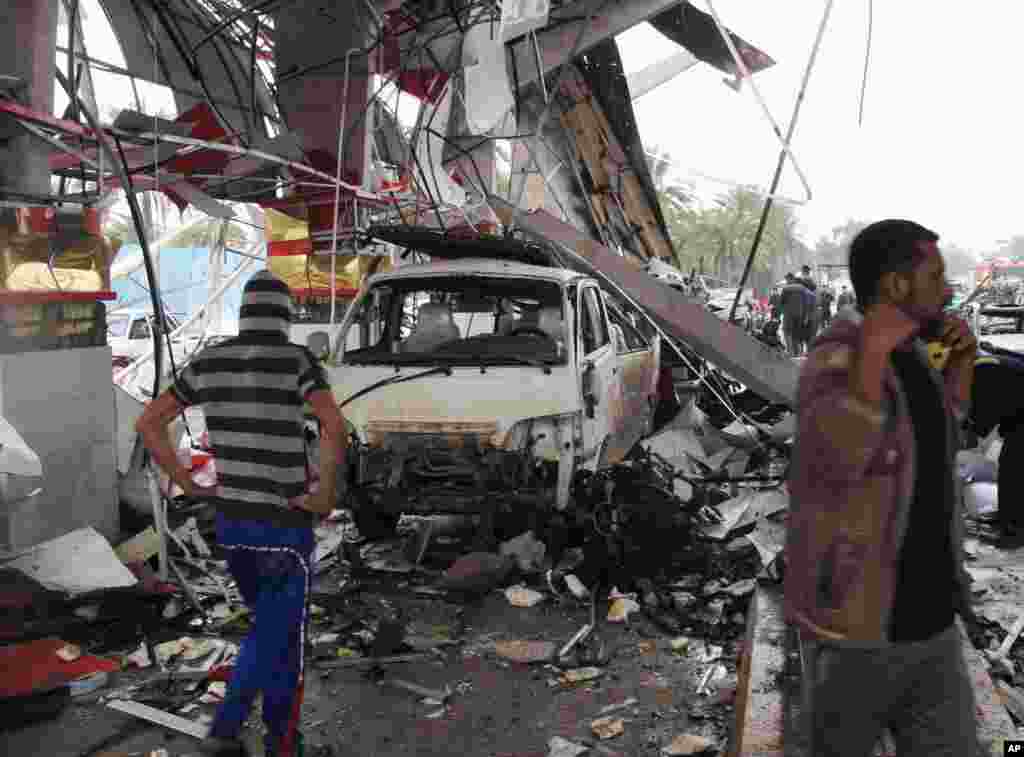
804,624,982,757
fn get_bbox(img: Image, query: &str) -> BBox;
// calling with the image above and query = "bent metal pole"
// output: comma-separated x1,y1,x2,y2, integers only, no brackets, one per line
728,0,834,324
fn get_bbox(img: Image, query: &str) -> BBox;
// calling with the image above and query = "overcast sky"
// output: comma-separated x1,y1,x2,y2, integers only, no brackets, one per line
617,0,1024,254
73,0,1024,256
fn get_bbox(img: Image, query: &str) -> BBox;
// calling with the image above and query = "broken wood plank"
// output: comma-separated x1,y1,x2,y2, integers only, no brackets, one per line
957,620,1018,755
106,699,208,739
995,679,1024,724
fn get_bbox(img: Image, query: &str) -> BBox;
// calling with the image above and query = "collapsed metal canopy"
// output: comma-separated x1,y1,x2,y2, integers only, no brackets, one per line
97,0,279,143
367,225,553,266
2,0,777,275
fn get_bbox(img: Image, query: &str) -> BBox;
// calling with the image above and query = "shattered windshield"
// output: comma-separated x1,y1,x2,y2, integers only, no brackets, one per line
340,276,568,366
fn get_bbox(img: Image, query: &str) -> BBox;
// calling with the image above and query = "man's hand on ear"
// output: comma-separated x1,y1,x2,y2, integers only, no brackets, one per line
860,302,921,355
939,314,977,356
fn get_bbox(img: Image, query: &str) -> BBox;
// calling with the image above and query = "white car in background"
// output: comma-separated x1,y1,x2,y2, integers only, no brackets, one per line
107,310,201,372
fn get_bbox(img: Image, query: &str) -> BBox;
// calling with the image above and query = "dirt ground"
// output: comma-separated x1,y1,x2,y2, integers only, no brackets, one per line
0,522,752,757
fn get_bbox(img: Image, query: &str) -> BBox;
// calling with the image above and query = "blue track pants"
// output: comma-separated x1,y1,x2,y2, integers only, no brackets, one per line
208,514,313,757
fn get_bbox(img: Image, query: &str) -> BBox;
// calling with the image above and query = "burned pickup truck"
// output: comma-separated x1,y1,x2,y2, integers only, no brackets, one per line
319,227,672,540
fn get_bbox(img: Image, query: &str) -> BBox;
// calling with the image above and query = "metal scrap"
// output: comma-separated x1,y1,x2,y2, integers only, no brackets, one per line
317,652,431,669
382,678,451,702
560,667,605,686
106,700,209,739
598,697,639,715
548,736,589,757
695,663,728,696
559,624,594,660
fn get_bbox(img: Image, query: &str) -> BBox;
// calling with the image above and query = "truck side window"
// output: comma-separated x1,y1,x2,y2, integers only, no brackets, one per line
607,305,648,351
581,287,608,355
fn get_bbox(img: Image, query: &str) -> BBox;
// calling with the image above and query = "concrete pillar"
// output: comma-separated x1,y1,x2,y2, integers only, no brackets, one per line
0,346,118,552
0,0,58,197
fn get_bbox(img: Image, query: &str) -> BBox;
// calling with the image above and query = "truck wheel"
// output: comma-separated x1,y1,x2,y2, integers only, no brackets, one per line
354,509,401,540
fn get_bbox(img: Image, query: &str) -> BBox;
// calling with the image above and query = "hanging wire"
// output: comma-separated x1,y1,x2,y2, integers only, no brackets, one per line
147,29,192,441
858,0,874,126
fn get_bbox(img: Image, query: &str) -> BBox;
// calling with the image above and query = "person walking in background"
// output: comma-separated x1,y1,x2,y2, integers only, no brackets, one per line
787,219,980,757
819,286,835,329
969,346,1024,548
779,273,814,356
802,280,820,347
797,263,818,292
837,284,856,311
135,271,347,757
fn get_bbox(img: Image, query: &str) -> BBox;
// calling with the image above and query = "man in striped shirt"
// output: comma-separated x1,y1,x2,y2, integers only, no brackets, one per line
136,270,345,757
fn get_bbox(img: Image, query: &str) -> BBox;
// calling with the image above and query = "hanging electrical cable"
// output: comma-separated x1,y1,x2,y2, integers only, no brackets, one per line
54,67,164,403
858,0,874,126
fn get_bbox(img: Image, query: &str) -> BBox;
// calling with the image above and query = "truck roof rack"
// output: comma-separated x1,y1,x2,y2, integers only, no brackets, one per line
365,225,557,268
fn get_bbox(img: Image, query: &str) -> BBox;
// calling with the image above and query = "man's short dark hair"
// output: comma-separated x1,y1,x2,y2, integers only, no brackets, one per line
785,273,795,281
801,265,811,272
848,219,939,306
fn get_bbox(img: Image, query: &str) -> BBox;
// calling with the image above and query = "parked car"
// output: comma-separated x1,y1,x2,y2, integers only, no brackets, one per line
108,309,217,373
317,240,662,539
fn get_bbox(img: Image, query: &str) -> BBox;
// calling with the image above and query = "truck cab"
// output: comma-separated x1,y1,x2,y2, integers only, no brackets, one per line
322,242,661,538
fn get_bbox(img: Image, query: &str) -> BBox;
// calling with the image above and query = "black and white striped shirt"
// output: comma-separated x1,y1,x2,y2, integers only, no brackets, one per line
171,272,329,527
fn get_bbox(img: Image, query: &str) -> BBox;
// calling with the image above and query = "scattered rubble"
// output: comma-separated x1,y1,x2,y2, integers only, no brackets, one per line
549,736,590,757
560,667,605,687
439,552,515,594
500,531,547,573
590,716,625,739
505,585,546,608
565,574,590,599
663,732,717,755
607,597,641,623
1,394,798,754
495,640,557,664
599,697,639,716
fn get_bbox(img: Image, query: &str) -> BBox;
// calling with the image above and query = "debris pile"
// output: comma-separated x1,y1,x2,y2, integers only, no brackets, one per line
0,393,800,754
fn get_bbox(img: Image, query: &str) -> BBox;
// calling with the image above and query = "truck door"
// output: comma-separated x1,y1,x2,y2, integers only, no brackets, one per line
606,300,656,448
577,283,622,467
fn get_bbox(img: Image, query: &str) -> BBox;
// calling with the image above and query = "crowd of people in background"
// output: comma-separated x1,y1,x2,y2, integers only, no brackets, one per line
759,264,858,357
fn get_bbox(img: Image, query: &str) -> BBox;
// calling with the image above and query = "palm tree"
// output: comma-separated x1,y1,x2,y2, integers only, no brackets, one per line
645,145,695,209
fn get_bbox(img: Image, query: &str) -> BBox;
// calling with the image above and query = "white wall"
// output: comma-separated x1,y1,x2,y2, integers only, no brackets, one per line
0,347,118,551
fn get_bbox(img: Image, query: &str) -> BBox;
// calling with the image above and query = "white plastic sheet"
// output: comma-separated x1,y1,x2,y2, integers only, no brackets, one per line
964,482,999,518
463,24,515,133
0,414,41,477
413,87,466,208
4,527,138,595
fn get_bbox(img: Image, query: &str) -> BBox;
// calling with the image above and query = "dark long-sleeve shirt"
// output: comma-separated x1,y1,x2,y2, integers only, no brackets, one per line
888,347,955,642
